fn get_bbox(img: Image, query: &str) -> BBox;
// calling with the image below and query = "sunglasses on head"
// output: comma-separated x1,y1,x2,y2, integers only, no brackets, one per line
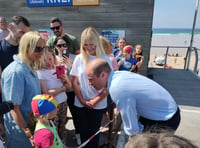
50,25,60,31
34,46,45,53
56,44,67,48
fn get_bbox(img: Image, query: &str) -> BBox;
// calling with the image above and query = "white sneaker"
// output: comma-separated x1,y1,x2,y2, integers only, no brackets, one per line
75,134,81,145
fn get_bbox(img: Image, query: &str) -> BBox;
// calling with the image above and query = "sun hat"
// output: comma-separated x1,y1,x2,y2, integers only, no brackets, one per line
31,94,58,116
123,45,133,54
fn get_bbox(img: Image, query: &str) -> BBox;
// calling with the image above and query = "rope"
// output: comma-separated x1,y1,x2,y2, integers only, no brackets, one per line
78,119,113,148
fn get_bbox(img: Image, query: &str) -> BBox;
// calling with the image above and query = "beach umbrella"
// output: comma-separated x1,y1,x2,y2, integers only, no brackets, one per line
186,0,199,70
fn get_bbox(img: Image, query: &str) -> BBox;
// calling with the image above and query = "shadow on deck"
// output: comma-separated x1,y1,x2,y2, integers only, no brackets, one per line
148,68,200,107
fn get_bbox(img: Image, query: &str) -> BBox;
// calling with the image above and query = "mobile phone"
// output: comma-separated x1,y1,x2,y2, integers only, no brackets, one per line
56,65,65,79
62,50,69,58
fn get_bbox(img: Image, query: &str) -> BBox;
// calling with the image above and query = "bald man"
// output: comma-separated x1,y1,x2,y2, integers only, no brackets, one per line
0,17,9,40
85,58,180,137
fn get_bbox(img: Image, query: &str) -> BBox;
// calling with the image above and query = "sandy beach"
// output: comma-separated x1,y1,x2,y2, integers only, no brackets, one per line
148,34,200,75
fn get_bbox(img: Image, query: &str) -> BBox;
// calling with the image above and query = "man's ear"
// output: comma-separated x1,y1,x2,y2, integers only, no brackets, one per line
100,71,105,78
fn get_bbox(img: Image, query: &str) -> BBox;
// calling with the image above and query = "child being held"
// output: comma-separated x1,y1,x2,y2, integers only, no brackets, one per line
132,44,144,73
118,45,137,72
31,94,64,148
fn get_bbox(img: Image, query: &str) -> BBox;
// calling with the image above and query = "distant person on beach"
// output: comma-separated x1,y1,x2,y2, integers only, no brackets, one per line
85,58,181,138
0,16,30,71
0,17,9,40
125,132,198,148
132,44,144,73
118,45,138,72
112,37,127,62
47,17,80,55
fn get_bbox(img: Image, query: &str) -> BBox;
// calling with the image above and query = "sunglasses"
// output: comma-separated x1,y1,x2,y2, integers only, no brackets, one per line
50,25,60,31
56,44,67,48
34,46,45,53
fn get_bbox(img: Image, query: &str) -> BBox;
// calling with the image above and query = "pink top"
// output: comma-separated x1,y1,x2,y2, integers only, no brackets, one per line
109,53,118,71
34,129,54,148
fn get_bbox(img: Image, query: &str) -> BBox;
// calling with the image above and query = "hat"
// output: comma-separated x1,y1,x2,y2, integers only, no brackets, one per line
31,94,58,116
123,45,133,54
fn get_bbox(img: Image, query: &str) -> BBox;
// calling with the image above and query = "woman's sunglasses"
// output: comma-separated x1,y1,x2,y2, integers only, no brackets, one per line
56,44,67,48
34,46,45,53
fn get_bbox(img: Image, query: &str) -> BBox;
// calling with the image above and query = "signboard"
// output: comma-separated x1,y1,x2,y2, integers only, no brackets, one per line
26,0,99,7
73,0,99,6
102,30,125,48
38,29,54,42
26,0,72,7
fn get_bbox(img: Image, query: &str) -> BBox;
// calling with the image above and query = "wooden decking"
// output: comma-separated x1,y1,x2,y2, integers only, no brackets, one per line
148,68,200,107
148,68,200,147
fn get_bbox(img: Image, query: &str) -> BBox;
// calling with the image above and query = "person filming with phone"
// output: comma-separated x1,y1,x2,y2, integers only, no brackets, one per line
54,35,81,145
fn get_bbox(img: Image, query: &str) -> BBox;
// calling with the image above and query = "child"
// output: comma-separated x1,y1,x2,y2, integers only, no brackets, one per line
31,94,64,148
36,47,71,145
132,44,144,73
100,36,118,71
113,37,127,62
118,45,137,72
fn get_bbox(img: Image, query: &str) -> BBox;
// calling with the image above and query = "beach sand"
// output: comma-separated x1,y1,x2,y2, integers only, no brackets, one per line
148,34,200,75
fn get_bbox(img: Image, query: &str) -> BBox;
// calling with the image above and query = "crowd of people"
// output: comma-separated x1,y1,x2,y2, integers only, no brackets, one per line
0,15,197,148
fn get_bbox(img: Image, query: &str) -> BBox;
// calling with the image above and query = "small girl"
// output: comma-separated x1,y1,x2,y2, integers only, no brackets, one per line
118,45,137,72
31,94,64,148
36,47,71,145
100,36,118,71
132,44,144,73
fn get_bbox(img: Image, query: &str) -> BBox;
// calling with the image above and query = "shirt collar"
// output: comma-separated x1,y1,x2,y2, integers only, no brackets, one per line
107,71,114,89
13,55,36,76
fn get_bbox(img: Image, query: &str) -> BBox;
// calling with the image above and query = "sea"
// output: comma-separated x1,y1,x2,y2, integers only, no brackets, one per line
152,28,200,35
151,28,200,49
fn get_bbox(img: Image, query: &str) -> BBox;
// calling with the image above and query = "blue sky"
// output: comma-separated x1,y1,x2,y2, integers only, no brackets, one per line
153,0,200,28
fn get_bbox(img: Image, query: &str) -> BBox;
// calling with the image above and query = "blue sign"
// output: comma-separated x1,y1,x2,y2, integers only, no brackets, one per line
27,0,72,7
102,30,125,48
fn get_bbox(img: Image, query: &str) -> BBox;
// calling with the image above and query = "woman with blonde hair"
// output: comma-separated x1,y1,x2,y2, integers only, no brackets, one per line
36,46,71,145
1,31,45,148
70,27,112,147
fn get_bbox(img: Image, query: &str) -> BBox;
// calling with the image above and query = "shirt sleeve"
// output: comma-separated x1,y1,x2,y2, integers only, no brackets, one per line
34,129,54,148
110,89,143,136
70,55,80,77
4,71,24,104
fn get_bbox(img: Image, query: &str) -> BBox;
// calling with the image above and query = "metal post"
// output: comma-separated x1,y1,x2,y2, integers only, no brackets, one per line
186,0,199,70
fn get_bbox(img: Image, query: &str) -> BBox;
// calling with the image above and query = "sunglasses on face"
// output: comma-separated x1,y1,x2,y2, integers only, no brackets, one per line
34,46,45,53
56,44,67,48
50,25,60,31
